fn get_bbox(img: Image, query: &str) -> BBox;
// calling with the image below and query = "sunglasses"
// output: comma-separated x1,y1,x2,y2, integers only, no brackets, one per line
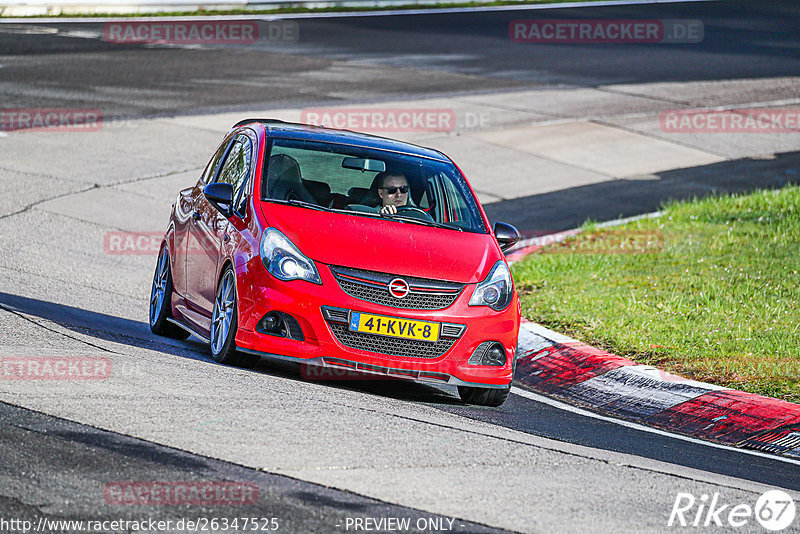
381,186,409,194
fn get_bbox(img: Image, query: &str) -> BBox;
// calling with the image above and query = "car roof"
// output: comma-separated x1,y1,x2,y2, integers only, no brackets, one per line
233,119,450,162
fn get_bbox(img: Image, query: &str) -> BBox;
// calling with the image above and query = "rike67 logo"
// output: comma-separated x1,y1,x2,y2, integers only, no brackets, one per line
669,490,796,531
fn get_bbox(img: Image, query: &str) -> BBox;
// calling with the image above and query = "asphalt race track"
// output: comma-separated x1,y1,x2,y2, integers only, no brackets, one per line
2,1,800,119
1,0,800,532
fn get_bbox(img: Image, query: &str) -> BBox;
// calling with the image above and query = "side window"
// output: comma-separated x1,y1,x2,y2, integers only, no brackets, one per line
441,177,463,222
216,134,253,215
201,138,232,184
438,172,483,230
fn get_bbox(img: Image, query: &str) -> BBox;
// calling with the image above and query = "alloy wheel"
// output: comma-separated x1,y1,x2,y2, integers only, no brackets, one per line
149,249,169,326
211,270,236,355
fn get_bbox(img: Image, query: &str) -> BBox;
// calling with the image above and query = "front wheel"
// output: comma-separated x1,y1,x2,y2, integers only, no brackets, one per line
210,267,256,367
458,385,510,407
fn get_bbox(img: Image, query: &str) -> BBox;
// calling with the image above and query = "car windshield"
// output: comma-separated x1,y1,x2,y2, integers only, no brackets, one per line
261,138,487,234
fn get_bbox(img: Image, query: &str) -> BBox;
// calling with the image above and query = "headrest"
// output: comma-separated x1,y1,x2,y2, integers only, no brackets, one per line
267,154,302,184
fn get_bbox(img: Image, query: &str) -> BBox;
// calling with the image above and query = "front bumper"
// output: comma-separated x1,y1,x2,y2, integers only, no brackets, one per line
234,258,519,387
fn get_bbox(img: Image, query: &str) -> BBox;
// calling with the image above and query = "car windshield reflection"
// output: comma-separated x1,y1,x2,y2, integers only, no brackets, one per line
261,138,486,234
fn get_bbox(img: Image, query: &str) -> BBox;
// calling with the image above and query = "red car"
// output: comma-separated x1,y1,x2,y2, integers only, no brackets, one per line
149,119,521,406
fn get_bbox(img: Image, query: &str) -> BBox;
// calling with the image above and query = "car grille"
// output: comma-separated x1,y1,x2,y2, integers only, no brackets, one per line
327,323,457,359
329,265,464,310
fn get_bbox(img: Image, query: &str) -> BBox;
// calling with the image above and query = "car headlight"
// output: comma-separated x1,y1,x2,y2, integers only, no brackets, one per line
469,260,513,311
260,228,321,284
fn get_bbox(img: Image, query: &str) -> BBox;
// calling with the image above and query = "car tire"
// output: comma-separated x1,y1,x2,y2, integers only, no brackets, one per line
458,385,510,407
149,248,190,340
210,266,257,367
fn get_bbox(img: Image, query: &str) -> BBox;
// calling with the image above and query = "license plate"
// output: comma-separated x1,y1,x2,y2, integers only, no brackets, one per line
349,312,439,343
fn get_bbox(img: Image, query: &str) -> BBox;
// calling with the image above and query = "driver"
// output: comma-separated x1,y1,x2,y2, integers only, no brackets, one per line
376,172,410,214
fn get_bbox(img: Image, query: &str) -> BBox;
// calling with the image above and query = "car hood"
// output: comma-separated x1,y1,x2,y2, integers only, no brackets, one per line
261,203,499,284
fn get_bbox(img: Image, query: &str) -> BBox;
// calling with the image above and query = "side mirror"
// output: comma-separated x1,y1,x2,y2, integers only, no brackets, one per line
494,222,520,252
203,182,234,217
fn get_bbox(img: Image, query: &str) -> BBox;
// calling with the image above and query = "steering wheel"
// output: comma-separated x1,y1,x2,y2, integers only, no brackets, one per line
396,205,434,222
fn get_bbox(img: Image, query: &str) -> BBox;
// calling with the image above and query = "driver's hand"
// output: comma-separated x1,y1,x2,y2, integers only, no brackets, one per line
381,205,398,214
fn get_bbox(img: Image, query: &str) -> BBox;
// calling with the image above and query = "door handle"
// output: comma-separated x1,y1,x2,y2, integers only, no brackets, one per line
192,211,201,221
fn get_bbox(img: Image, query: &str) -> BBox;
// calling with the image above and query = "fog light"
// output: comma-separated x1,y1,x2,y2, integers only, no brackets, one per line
468,341,506,366
256,311,305,341
484,344,506,366
259,313,284,334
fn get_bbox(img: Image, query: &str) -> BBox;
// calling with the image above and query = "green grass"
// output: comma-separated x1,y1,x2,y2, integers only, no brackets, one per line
512,186,800,403
2,0,600,18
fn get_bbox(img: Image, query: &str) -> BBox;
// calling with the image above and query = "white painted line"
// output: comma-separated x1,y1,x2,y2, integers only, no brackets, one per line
0,0,721,23
510,386,800,467
59,29,102,38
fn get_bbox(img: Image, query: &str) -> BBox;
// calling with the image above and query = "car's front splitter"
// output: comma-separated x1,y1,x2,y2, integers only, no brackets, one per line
236,347,511,389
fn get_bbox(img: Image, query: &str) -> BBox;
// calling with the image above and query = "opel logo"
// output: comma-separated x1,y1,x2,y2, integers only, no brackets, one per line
388,278,410,299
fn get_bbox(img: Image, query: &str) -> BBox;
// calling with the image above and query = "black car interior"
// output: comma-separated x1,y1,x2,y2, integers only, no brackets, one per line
265,152,433,216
